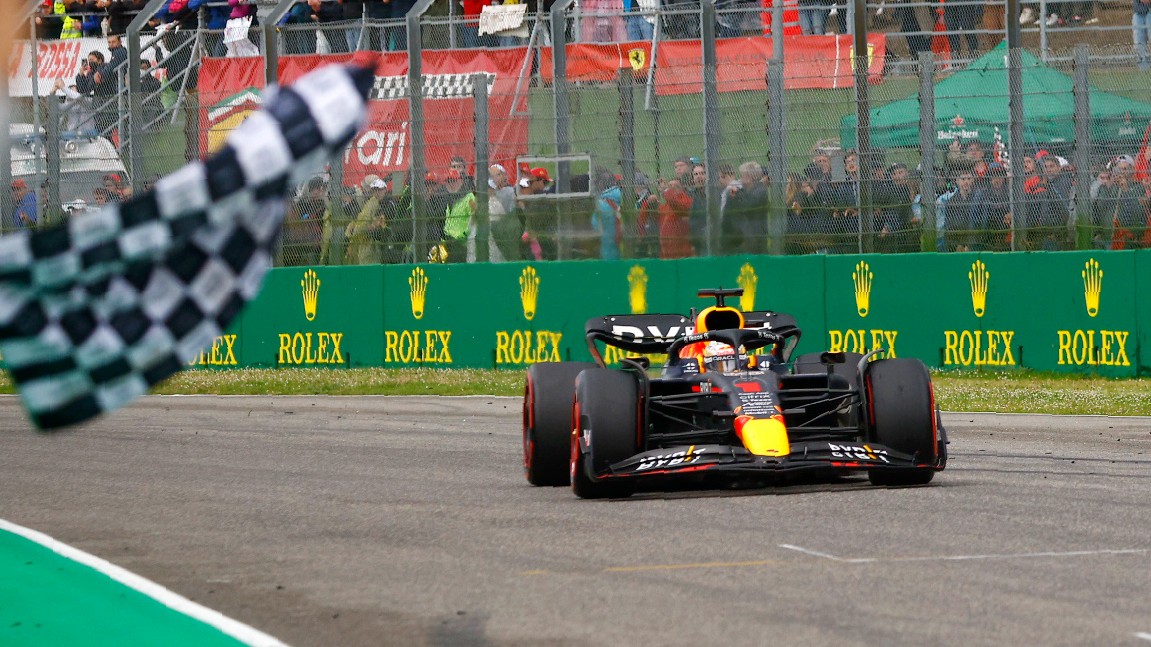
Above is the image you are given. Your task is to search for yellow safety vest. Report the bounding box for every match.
[60,15,81,39]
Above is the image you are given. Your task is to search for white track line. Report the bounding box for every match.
[1135,632,1151,642]
[780,544,1147,564]
[0,518,287,647]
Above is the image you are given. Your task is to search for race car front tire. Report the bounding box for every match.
[571,368,641,499]
[523,362,595,486]
[864,357,938,486]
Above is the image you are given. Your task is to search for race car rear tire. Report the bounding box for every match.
[864,358,938,486]
[523,362,595,486]
[571,368,641,499]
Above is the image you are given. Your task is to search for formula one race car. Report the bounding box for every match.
[522,288,947,498]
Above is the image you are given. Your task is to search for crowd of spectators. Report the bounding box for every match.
[274,140,1149,267]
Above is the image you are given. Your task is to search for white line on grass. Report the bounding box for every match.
[0,518,287,647]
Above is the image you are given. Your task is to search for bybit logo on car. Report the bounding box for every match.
[829,261,899,356]
[496,266,563,366]
[385,266,453,364]
[943,260,1016,367]
[1057,258,1129,366]
[277,268,346,365]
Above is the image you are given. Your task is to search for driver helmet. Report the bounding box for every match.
[702,340,745,373]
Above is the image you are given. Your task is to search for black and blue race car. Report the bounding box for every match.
[523,288,947,499]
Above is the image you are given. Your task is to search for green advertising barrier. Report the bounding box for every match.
[239,265,386,368]
[192,249,1150,376]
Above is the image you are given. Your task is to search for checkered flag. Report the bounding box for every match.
[0,62,374,430]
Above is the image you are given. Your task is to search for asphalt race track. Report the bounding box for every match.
[3,395,1151,646]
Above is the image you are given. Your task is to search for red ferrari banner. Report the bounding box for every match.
[200,50,530,186]
[539,34,885,91]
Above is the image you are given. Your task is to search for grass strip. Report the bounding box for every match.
[0,368,1147,416]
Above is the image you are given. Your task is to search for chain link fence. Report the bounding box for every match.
[6,1,1151,265]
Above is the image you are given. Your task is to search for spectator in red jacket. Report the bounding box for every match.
[659,179,695,259]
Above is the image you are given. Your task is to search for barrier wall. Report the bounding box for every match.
[193,251,1148,377]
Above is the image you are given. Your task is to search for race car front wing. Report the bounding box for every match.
[591,441,941,480]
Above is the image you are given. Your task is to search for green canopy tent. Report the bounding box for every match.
[840,42,1151,150]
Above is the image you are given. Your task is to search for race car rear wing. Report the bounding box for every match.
[584,312,802,366]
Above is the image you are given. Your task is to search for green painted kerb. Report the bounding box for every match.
[0,529,257,647]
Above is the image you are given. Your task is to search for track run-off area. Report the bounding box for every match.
[3,394,1151,646]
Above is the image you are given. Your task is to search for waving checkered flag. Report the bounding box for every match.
[0,62,374,430]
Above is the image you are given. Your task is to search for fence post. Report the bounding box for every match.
[474,73,491,263]
[266,0,298,87]
[765,59,786,256]
[765,0,785,255]
[1072,44,1093,250]
[618,67,637,257]
[45,98,61,225]
[1006,46,1026,250]
[126,0,168,195]
[918,52,937,253]
[852,0,873,253]
[407,0,435,262]
[551,0,575,195]
[701,0,720,257]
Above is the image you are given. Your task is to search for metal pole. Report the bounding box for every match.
[551,0,575,196]
[768,57,787,254]
[408,0,435,262]
[918,52,937,252]
[265,0,299,88]
[701,0,720,256]
[127,0,170,195]
[1006,4,1025,251]
[1072,44,1091,250]
[619,67,636,257]
[852,0,873,253]
[474,73,490,263]
[45,97,61,225]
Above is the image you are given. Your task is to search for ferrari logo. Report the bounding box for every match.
[1082,258,1102,318]
[738,263,757,312]
[852,261,872,318]
[409,267,428,320]
[628,48,646,71]
[520,266,540,321]
[969,260,988,318]
[301,268,320,321]
[628,265,647,314]
[848,43,875,73]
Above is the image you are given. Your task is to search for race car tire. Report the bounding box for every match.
[571,368,641,499]
[523,362,596,486]
[864,358,938,486]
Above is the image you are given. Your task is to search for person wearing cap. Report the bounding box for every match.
[975,163,1012,251]
[344,177,395,265]
[482,163,522,262]
[721,161,769,255]
[1023,155,1073,250]
[440,169,475,263]
[937,170,982,252]
[872,162,921,253]
[8,179,39,231]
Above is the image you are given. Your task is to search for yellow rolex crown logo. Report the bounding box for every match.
[520,266,540,321]
[738,263,758,311]
[301,269,320,321]
[627,265,648,314]
[852,261,873,318]
[969,260,989,318]
[1082,258,1102,318]
[409,267,428,320]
